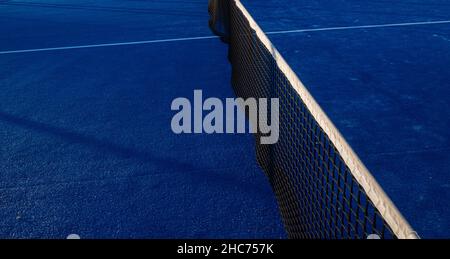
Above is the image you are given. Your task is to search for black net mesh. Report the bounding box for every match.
[208,0,417,239]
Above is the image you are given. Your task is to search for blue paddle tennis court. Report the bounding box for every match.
[1,0,449,238]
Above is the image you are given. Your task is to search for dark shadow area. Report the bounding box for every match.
[0,110,271,196]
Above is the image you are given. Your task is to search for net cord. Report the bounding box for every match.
[234,0,418,239]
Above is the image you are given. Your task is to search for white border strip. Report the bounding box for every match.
[235,0,419,239]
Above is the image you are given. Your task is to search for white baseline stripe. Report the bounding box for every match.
[0,20,449,55]
[266,20,450,35]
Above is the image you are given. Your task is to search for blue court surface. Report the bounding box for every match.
[240,0,450,238]
[0,0,286,238]
[1,0,449,239]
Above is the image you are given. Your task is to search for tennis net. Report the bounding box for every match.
[208,0,419,239]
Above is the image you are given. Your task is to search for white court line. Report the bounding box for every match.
[1,20,449,55]
[0,35,218,55]
[266,20,450,35]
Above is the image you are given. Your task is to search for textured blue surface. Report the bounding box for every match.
[0,0,286,238]
[242,0,450,238]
